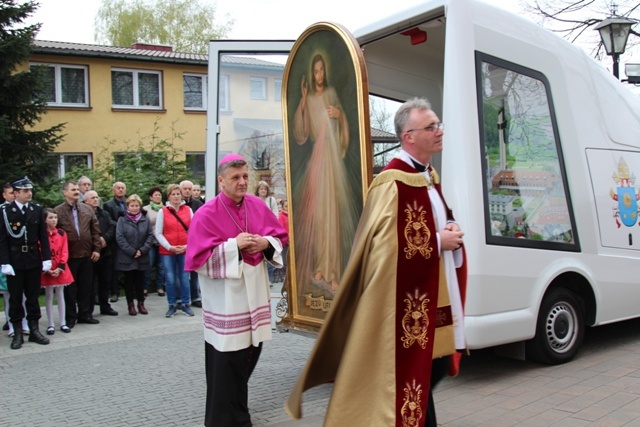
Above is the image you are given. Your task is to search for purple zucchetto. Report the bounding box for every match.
[218,153,245,166]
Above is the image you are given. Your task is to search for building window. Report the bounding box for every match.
[274,78,282,101]
[183,73,207,110]
[31,63,88,107]
[250,77,267,100]
[53,153,92,178]
[111,68,162,109]
[186,152,205,182]
[219,74,229,111]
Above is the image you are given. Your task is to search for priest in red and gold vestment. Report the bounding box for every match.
[286,98,467,427]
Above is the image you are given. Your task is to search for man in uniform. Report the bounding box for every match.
[286,98,467,426]
[1,182,29,336]
[0,177,52,349]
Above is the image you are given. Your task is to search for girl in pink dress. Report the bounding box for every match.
[41,209,74,334]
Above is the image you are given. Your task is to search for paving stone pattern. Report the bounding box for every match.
[1,294,639,426]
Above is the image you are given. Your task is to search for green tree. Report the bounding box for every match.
[34,120,196,210]
[94,0,234,53]
[86,118,193,204]
[0,0,63,187]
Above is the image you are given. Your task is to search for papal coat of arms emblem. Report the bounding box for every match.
[609,157,640,228]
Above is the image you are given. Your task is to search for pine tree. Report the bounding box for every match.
[0,0,63,186]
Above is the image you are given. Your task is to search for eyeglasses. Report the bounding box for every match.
[406,123,444,133]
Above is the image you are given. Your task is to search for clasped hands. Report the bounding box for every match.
[47,267,61,278]
[238,232,267,254]
[440,222,464,251]
[170,245,186,255]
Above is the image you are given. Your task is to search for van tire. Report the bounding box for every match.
[526,288,585,365]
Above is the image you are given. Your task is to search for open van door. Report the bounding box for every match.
[205,40,294,197]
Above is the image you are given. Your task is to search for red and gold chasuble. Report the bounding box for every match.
[286,159,455,426]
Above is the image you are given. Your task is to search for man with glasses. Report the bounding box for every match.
[287,98,467,427]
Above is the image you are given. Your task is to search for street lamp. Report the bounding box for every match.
[594,15,635,79]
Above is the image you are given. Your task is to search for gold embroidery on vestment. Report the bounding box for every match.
[403,202,432,260]
[401,289,429,349]
[401,379,424,427]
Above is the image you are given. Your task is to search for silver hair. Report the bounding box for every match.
[394,97,433,140]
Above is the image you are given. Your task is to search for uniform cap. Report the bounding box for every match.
[11,176,33,190]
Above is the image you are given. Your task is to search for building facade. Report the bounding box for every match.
[29,40,286,194]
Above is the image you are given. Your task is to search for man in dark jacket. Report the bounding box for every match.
[0,177,52,349]
[103,181,126,302]
[180,180,203,308]
[84,190,118,316]
[54,180,102,327]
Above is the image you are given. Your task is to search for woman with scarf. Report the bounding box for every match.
[115,194,154,316]
[142,186,166,296]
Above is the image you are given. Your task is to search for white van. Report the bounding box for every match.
[205,0,640,364]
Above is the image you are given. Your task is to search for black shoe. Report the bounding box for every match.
[191,300,202,308]
[10,331,24,349]
[110,293,119,303]
[2,322,8,331]
[67,320,76,329]
[100,307,119,316]
[27,321,50,345]
[77,317,100,324]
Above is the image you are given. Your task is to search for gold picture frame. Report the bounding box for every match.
[281,22,372,329]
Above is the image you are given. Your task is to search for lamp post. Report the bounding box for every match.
[594,15,635,79]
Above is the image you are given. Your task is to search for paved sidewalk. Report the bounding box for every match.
[1,292,639,426]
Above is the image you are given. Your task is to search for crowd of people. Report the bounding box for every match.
[0,175,275,349]
[1,97,463,426]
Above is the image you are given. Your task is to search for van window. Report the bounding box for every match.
[476,52,579,251]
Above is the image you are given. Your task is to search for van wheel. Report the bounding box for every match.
[526,288,585,365]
